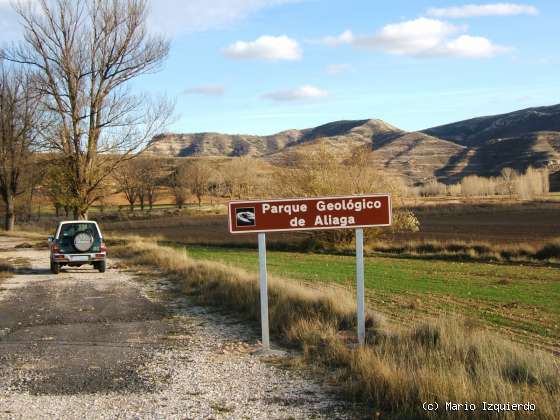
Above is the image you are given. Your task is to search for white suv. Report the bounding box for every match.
[48,221,107,274]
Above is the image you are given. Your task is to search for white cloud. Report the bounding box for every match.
[148,0,303,35]
[354,18,463,55]
[0,1,304,42]
[439,35,511,58]
[150,0,301,35]
[318,30,354,46]
[323,17,510,59]
[0,0,304,39]
[326,63,353,75]
[184,85,225,96]
[263,85,329,101]
[0,0,30,43]
[223,35,302,61]
[427,3,539,18]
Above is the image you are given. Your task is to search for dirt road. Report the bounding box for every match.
[0,236,357,419]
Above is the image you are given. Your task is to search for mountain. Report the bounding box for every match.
[266,120,466,184]
[422,104,560,182]
[147,104,560,187]
[422,104,560,147]
[148,130,304,157]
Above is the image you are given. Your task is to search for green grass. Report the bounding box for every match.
[114,238,560,418]
[185,246,560,346]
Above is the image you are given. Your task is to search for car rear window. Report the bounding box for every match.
[59,223,100,240]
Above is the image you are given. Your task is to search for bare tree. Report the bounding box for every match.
[0,63,42,231]
[136,157,162,210]
[170,164,188,209]
[113,160,140,212]
[2,0,173,219]
[273,144,419,244]
[220,157,264,199]
[500,167,518,196]
[43,157,80,217]
[180,160,214,207]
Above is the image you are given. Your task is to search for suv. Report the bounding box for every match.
[48,221,107,274]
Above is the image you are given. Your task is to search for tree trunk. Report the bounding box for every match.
[55,203,61,217]
[4,194,15,231]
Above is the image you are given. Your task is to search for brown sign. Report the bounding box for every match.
[228,194,391,234]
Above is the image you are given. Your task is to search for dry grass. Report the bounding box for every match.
[113,238,560,418]
[368,239,560,263]
[0,229,48,240]
[0,258,15,281]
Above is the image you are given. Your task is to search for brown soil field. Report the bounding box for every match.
[102,201,560,248]
[395,201,560,246]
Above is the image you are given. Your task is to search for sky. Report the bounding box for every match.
[1,1,559,135]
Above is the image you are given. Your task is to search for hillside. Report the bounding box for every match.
[422,104,560,147]
[148,119,466,184]
[148,104,560,187]
[266,120,466,185]
[423,104,560,182]
[148,130,304,157]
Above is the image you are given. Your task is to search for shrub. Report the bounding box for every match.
[535,239,560,260]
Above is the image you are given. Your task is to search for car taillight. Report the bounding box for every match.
[52,244,60,253]
[100,242,107,252]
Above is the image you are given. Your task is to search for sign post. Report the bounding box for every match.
[258,233,270,350]
[355,228,365,345]
[228,194,392,350]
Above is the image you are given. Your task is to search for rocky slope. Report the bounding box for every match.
[148,130,304,157]
[147,104,560,187]
[423,105,560,182]
[422,104,560,147]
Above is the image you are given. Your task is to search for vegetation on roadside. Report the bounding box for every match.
[367,238,560,263]
[112,238,560,419]
[0,258,15,280]
[184,245,560,347]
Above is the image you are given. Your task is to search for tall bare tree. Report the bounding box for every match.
[181,160,214,207]
[2,0,173,219]
[43,157,81,217]
[170,164,188,209]
[113,160,140,212]
[136,157,162,210]
[0,62,42,231]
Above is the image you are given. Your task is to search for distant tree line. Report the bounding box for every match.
[417,167,550,199]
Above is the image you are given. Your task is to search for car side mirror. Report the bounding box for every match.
[48,235,54,243]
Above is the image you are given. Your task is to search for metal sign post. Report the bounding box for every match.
[355,228,365,345]
[258,233,270,350]
[228,194,392,350]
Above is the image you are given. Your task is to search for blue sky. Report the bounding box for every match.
[1,1,559,135]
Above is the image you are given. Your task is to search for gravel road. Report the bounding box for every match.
[0,236,363,419]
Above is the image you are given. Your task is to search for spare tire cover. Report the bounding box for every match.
[74,232,94,252]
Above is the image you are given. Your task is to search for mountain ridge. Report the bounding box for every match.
[147,104,560,187]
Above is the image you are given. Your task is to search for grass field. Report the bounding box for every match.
[113,238,560,418]
[185,246,560,353]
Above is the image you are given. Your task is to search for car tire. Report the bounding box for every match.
[50,261,60,274]
[97,260,106,273]
[73,232,94,252]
